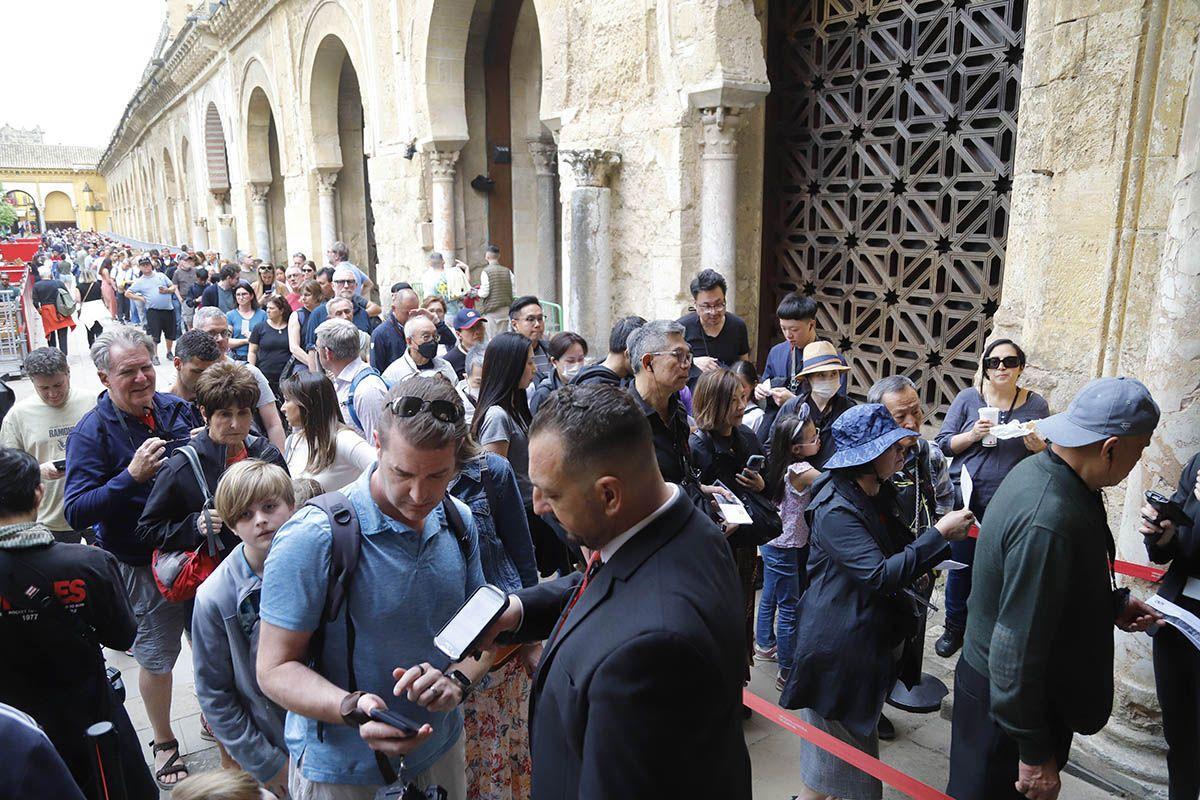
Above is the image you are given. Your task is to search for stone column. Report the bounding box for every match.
[315,170,339,260]
[428,149,460,265]
[698,106,744,311]
[212,190,237,259]
[249,182,271,261]
[171,199,187,247]
[529,140,560,303]
[192,217,210,252]
[561,149,620,349]
[1075,55,1200,799]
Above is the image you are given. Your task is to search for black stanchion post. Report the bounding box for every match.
[86,721,128,800]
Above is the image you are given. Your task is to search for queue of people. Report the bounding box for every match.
[0,240,1196,800]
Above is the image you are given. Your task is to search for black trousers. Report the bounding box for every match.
[1155,622,1200,800]
[947,659,1073,800]
[144,307,176,345]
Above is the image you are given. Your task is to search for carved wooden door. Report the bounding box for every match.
[760,0,1026,417]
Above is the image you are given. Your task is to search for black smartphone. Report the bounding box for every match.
[367,707,421,737]
[745,455,766,473]
[53,458,66,471]
[1145,490,1193,528]
[434,584,509,662]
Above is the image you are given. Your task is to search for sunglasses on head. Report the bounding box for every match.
[983,356,1022,370]
[387,395,463,423]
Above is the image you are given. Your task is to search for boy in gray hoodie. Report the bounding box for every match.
[192,460,293,798]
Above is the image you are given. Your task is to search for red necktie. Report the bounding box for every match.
[551,551,603,641]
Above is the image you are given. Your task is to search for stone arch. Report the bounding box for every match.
[179,135,196,228]
[4,189,42,232]
[44,191,75,226]
[417,0,553,145]
[299,3,369,169]
[242,58,283,183]
[162,148,182,243]
[204,102,231,196]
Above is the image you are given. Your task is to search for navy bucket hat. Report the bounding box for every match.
[823,403,917,470]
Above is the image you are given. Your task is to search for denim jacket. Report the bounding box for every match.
[450,453,539,593]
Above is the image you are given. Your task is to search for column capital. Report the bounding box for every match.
[699,106,744,156]
[528,140,558,176]
[210,189,229,206]
[249,182,271,204]
[194,216,208,227]
[428,149,460,181]
[217,214,235,228]
[561,149,620,188]
[314,170,338,196]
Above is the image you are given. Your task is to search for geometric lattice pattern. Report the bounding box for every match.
[764,0,1026,417]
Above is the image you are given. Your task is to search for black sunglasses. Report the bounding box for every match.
[387,395,463,423]
[983,356,1022,370]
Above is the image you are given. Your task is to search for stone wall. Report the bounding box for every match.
[994,0,1199,794]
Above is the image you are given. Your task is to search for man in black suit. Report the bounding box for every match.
[473,384,751,798]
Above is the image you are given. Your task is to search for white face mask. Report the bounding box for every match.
[809,375,840,403]
[563,363,583,380]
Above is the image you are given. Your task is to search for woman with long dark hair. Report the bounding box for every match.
[279,371,375,492]
[932,338,1049,657]
[226,282,265,361]
[472,332,572,575]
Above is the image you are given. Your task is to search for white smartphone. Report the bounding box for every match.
[434,584,509,662]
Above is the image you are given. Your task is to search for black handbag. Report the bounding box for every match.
[727,488,783,547]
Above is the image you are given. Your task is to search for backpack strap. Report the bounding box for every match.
[440,496,471,560]
[345,367,385,433]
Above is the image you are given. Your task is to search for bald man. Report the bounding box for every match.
[371,284,423,371]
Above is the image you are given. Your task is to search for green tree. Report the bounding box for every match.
[0,201,16,230]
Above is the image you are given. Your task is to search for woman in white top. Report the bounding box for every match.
[279,370,375,492]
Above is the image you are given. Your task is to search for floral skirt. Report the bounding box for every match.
[463,658,533,800]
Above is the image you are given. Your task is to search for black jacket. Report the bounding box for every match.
[1147,451,1200,606]
[780,472,948,737]
[512,490,751,799]
[571,363,624,388]
[136,430,287,553]
[529,369,565,416]
[0,541,145,797]
[689,425,771,547]
[769,392,857,466]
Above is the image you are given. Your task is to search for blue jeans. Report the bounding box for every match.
[755,544,806,676]
[944,536,976,633]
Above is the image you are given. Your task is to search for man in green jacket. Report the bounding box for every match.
[948,376,1166,800]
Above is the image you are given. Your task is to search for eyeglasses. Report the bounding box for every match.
[387,395,464,423]
[333,278,356,285]
[696,302,727,313]
[302,266,315,273]
[792,425,821,447]
[648,349,694,365]
[516,314,545,325]
[983,356,1022,370]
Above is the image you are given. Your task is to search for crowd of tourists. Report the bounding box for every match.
[0,231,1196,800]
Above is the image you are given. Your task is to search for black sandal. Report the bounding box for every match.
[149,738,189,790]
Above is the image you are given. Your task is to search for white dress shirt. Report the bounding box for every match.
[599,483,681,563]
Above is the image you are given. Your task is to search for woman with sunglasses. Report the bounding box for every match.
[279,371,375,492]
[933,338,1049,657]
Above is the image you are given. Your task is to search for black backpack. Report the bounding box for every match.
[303,491,472,784]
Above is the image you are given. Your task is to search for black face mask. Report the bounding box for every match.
[416,340,439,361]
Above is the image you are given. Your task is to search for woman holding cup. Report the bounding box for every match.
[932,339,1049,657]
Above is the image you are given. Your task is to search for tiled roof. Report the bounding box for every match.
[0,142,102,171]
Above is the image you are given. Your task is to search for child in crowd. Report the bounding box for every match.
[172,769,271,800]
[757,407,822,690]
[191,461,294,800]
[731,360,765,436]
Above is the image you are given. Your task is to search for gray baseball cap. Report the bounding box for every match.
[1038,376,1160,447]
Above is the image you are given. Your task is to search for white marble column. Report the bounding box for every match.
[561,149,620,349]
[698,105,744,311]
[315,170,339,261]
[192,217,210,252]
[529,140,560,303]
[249,182,271,261]
[212,191,237,259]
[428,149,460,265]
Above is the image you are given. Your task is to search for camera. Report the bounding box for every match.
[375,783,446,800]
[107,666,125,703]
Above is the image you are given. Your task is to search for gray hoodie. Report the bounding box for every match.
[191,543,287,782]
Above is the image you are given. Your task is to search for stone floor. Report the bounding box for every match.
[14,312,1124,799]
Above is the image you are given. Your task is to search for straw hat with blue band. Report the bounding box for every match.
[822,403,919,470]
[796,341,852,377]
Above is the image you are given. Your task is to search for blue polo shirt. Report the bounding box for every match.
[260,467,484,785]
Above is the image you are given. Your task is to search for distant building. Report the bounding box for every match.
[0,125,109,233]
